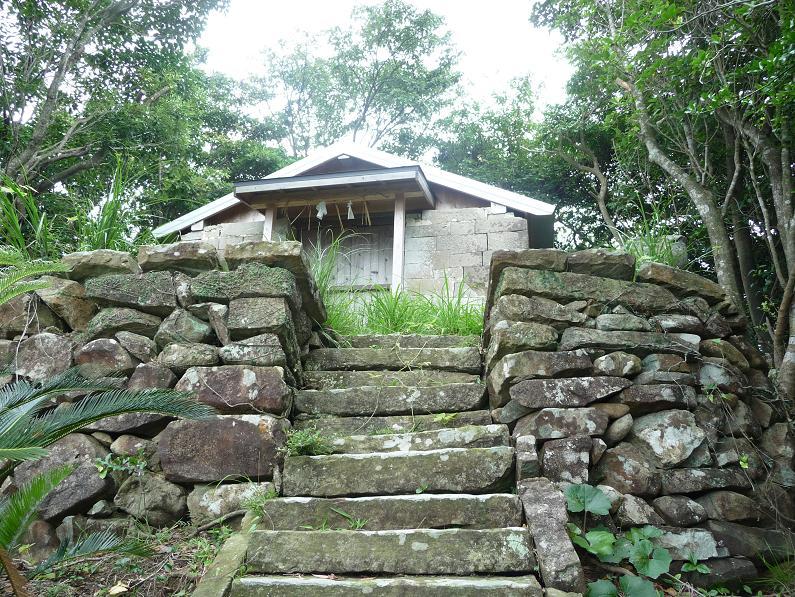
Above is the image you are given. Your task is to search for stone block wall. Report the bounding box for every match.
[485,248,792,588]
[403,205,529,295]
[0,241,325,550]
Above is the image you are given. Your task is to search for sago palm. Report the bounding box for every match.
[0,257,216,595]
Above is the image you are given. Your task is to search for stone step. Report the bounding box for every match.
[342,334,481,349]
[245,528,535,575]
[328,424,509,454]
[232,575,543,596]
[294,383,486,416]
[293,410,492,435]
[303,347,481,373]
[302,369,480,390]
[282,447,513,497]
[250,493,521,531]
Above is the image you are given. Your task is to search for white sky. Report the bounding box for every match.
[199,0,572,109]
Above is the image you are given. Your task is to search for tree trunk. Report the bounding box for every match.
[618,79,743,308]
[732,203,771,351]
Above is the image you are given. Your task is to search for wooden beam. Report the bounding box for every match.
[391,193,406,292]
[261,208,276,240]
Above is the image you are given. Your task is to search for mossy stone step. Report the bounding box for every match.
[328,424,509,454]
[293,410,492,435]
[245,528,535,575]
[303,347,481,373]
[294,383,485,416]
[250,493,521,531]
[302,369,480,390]
[231,575,543,596]
[342,334,481,349]
[282,446,513,497]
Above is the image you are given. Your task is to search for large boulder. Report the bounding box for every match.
[154,308,214,348]
[560,327,700,358]
[509,376,631,409]
[513,408,609,441]
[137,242,220,275]
[652,495,707,526]
[636,261,726,305]
[484,321,559,370]
[157,343,218,373]
[62,249,140,280]
[495,267,678,314]
[114,331,157,362]
[84,271,177,316]
[114,471,187,526]
[0,293,64,338]
[74,338,138,378]
[84,307,161,340]
[158,415,289,483]
[13,434,114,522]
[660,468,752,494]
[175,365,291,415]
[540,435,591,483]
[629,410,706,467]
[615,495,664,527]
[566,248,635,280]
[187,482,275,526]
[14,332,73,382]
[218,333,287,368]
[593,351,641,377]
[613,384,697,415]
[517,477,585,593]
[127,362,177,390]
[487,294,586,335]
[595,313,651,332]
[595,442,660,496]
[222,240,325,322]
[696,491,766,523]
[700,338,749,370]
[487,350,591,408]
[35,276,97,330]
[226,297,297,364]
[190,263,300,312]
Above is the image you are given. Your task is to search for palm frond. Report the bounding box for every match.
[0,465,73,549]
[0,447,49,462]
[0,368,117,411]
[28,388,215,445]
[29,529,152,578]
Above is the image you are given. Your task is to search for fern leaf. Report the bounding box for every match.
[0,465,73,548]
[29,529,152,578]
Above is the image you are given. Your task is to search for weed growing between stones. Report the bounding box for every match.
[240,486,280,521]
[330,507,367,530]
[282,426,335,456]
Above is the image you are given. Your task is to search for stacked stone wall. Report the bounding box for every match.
[485,247,793,589]
[0,241,324,551]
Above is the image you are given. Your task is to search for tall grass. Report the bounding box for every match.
[307,229,484,337]
[74,156,139,251]
[0,175,57,259]
[307,230,364,336]
[426,275,484,335]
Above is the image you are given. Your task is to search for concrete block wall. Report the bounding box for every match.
[404,206,529,295]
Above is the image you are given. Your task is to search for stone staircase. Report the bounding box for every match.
[230,336,542,596]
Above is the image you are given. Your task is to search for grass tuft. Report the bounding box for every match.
[282,426,335,457]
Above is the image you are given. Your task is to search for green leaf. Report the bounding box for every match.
[564,483,612,515]
[629,540,672,579]
[619,575,658,597]
[0,466,73,548]
[584,530,617,558]
[587,579,619,597]
[600,537,633,564]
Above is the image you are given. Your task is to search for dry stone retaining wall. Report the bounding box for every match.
[0,241,324,549]
[485,247,793,589]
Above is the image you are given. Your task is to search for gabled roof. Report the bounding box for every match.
[152,142,555,237]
